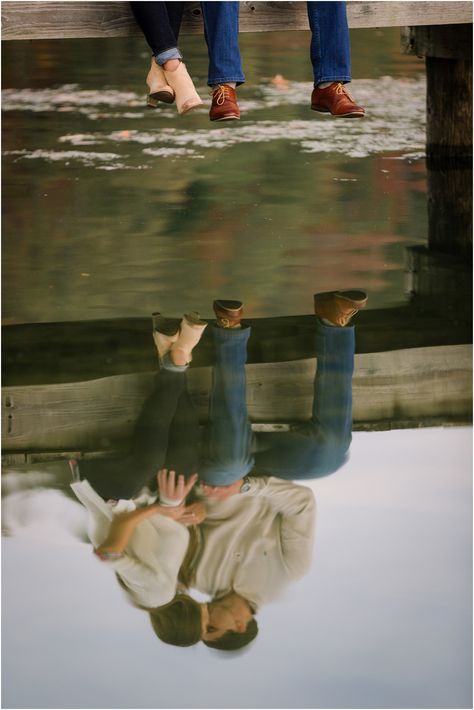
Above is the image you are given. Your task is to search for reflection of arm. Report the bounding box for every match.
[246,476,316,579]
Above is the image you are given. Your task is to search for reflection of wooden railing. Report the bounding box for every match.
[2,297,472,459]
[1,2,472,40]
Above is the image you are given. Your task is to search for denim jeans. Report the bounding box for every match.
[200,326,255,484]
[307,1,352,85]
[202,1,245,86]
[130,1,244,85]
[200,320,355,485]
[78,365,200,501]
[130,2,185,62]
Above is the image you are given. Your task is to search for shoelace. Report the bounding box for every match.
[334,82,355,101]
[212,84,232,105]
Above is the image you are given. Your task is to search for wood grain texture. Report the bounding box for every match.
[1,2,472,40]
[2,345,471,451]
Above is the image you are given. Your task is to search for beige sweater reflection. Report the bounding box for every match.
[71,476,316,610]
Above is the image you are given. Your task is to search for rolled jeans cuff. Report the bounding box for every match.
[154,47,183,65]
[315,75,352,87]
[208,76,245,87]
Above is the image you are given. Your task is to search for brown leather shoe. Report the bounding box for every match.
[311,82,365,118]
[314,290,368,327]
[209,85,240,122]
[213,300,243,328]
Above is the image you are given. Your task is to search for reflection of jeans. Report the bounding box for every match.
[130,1,244,85]
[200,327,255,484]
[79,366,200,501]
[307,1,351,85]
[200,320,355,485]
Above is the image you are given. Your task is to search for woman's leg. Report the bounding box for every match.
[130,1,185,62]
[254,319,354,479]
[307,1,351,85]
[200,325,255,485]
[80,363,190,500]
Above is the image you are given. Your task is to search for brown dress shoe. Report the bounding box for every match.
[311,82,365,118]
[213,300,243,328]
[314,290,368,327]
[209,84,240,122]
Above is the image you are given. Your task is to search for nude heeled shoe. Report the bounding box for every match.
[146,58,175,107]
[152,312,180,361]
[163,62,203,114]
[171,312,208,364]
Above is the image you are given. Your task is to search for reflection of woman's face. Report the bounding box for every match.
[202,593,253,642]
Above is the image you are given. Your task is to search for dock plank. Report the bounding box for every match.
[2,1,472,41]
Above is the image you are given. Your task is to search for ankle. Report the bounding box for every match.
[163,59,181,72]
[317,81,335,89]
[171,349,188,366]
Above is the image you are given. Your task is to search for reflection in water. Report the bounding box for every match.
[69,293,360,649]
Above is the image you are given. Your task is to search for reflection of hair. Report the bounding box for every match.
[149,594,202,647]
[203,617,258,651]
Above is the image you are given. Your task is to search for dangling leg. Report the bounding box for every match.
[308,1,365,117]
[200,301,255,485]
[202,1,244,121]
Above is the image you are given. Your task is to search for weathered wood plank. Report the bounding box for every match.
[2,345,471,452]
[401,23,473,59]
[1,1,472,41]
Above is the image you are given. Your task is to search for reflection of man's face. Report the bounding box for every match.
[202,592,253,642]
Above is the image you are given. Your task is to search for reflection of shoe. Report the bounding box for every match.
[171,312,208,363]
[209,84,240,121]
[213,300,243,328]
[146,58,175,107]
[152,312,180,360]
[314,290,368,327]
[163,62,203,114]
[311,82,365,117]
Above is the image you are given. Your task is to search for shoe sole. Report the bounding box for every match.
[210,115,240,122]
[147,94,175,108]
[151,312,180,336]
[314,290,368,307]
[311,106,365,118]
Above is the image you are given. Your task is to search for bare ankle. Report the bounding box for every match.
[163,59,181,72]
[171,349,188,366]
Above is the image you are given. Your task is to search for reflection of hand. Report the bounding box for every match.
[199,479,243,501]
[157,468,198,506]
[175,501,207,526]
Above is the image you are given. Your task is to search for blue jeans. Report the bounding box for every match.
[202,1,245,86]
[200,320,355,485]
[307,1,351,85]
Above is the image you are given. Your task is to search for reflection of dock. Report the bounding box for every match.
[2,300,472,462]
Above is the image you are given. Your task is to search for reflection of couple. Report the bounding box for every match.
[72,289,367,649]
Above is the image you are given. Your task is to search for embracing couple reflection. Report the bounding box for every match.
[71,289,367,650]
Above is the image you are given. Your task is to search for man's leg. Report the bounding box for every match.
[200,325,255,485]
[308,1,365,117]
[308,1,351,85]
[201,1,245,121]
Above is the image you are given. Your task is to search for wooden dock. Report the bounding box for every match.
[1,2,472,40]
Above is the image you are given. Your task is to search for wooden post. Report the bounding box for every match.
[402,24,472,260]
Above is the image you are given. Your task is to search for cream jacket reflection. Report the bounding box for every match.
[71,479,189,609]
[71,476,315,611]
[195,476,316,610]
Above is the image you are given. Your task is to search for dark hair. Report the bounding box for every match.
[148,594,202,647]
[203,617,258,650]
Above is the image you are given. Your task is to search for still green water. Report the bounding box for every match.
[3,28,426,324]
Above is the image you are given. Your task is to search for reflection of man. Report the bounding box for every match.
[196,475,316,647]
[200,289,367,486]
